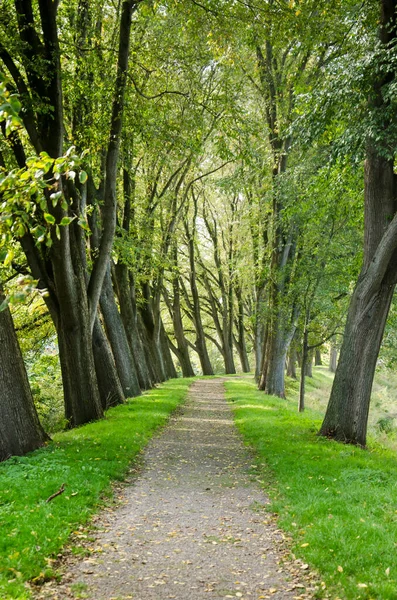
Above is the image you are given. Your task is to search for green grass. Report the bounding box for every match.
[226,377,397,600]
[0,378,191,600]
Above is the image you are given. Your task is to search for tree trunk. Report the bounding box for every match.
[319,269,395,445]
[0,292,49,461]
[222,335,236,374]
[287,347,297,379]
[305,350,314,377]
[186,235,214,375]
[259,325,289,397]
[235,284,250,373]
[113,263,153,390]
[315,349,322,366]
[299,327,309,412]
[92,317,125,409]
[168,246,195,377]
[100,266,141,398]
[329,345,338,373]
[254,290,266,381]
[53,245,103,427]
[259,305,297,397]
[139,283,167,382]
[160,320,178,379]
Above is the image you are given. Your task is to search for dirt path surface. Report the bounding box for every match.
[35,379,315,600]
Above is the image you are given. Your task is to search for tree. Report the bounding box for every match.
[319,0,397,446]
[0,285,48,461]
[0,0,141,426]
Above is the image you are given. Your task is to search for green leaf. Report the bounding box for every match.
[44,213,56,225]
[9,96,21,113]
[3,248,14,267]
[79,170,88,184]
[60,216,74,226]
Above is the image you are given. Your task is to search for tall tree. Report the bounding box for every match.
[319,0,397,446]
[0,0,141,426]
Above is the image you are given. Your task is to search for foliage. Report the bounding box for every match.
[226,377,397,600]
[0,378,191,600]
[27,354,65,434]
[0,147,88,250]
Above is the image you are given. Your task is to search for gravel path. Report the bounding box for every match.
[35,379,315,600]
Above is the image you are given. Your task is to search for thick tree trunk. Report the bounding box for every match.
[259,307,297,397]
[160,320,178,379]
[100,267,141,398]
[0,293,49,461]
[92,317,125,409]
[114,264,152,390]
[139,283,167,382]
[52,244,103,427]
[222,335,236,374]
[259,326,289,397]
[319,272,395,445]
[320,145,397,443]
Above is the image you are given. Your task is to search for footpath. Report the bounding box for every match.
[35,379,314,600]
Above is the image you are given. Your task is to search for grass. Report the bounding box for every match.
[0,378,191,600]
[225,376,397,600]
[298,365,397,448]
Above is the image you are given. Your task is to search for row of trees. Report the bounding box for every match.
[0,0,396,456]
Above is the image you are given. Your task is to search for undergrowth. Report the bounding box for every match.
[0,378,191,600]
[226,377,397,600]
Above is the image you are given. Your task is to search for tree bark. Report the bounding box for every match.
[92,317,125,409]
[160,320,178,379]
[305,350,314,377]
[139,282,167,382]
[0,291,49,461]
[235,283,251,373]
[100,266,141,398]
[287,347,297,379]
[114,264,153,390]
[329,344,338,373]
[299,326,309,412]
[259,304,297,397]
[254,289,266,381]
[315,349,322,366]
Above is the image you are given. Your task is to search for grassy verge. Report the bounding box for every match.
[0,378,191,600]
[226,377,397,600]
